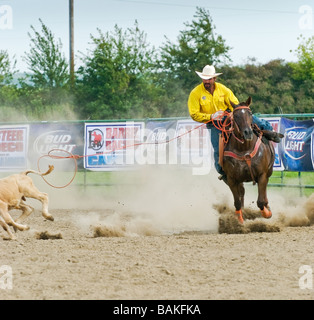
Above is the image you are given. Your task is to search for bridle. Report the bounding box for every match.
[231,106,253,144]
[222,105,263,185]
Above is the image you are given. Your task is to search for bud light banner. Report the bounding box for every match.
[143,120,177,165]
[280,118,314,171]
[29,123,84,170]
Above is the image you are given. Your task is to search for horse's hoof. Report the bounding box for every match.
[261,206,272,219]
[235,210,244,224]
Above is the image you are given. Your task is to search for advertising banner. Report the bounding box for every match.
[142,120,177,165]
[0,125,29,170]
[84,122,144,170]
[122,119,211,174]
[175,120,211,175]
[260,117,284,171]
[29,122,84,170]
[0,116,312,173]
[280,118,314,171]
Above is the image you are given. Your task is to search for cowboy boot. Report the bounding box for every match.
[218,173,228,185]
[261,130,284,143]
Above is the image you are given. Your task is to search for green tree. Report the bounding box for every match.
[153,7,231,118]
[75,21,162,119]
[290,35,314,81]
[289,35,314,113]
[16,19,75,120]
[158,7,231,90]
[220,59,295,114]
[0,50,17,86]
[23,19,69,89]
[0,50,21,121]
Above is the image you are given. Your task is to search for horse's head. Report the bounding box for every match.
[231,96,254,141]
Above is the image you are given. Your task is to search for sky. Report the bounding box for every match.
[0,0,313,72]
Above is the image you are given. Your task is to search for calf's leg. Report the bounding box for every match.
[22,182,54,221]
[0,202,29,239]
[0,215,16,240]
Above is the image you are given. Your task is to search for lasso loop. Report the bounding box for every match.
[37,149,79,189]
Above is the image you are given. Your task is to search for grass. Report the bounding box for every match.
[72,168,314,197]
[268,171,314,197]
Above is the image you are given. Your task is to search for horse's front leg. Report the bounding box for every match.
[228,181,244,224]
[239,183,245,208]
[257,174,272,219]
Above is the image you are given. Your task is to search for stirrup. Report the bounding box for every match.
[218,174,228,184]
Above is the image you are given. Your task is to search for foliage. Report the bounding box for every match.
[0,9,313,121]
[158,7,231,91]
[0,20,74,120]
[75,21,162,119]
[23,19,69,89]
[287,35,314,113]
[220,59,296,114]
[290,35,314,81]
[0,50,17,86]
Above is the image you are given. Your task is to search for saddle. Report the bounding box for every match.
[217,110,283,184]
[219,131,262,185]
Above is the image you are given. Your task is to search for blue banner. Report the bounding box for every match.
[280,118,314,171]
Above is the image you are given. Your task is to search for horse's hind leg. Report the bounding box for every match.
[257,174,272,219]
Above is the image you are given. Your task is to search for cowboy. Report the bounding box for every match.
[188,64,283,182]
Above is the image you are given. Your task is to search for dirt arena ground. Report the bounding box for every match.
[1,167,314,300]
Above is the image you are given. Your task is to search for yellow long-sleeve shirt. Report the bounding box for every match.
[188,82,239,123]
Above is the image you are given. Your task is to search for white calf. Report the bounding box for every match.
[0,165,54,240]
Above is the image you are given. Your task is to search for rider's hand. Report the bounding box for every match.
[211,110,224,120]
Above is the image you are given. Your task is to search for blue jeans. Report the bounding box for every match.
[207,115,273,175]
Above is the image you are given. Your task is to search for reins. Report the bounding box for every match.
[221,105,263,185]
[211,106,253,145]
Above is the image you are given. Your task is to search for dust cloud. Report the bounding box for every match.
[46,166,222,236]
[40,165,314,237]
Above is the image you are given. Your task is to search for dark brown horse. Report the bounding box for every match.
[220,97,275,223]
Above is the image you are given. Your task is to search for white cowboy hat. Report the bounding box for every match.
[195,65,222,80]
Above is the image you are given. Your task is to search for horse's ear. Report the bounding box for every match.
[246,96,252,106]
[230,100,236,108]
